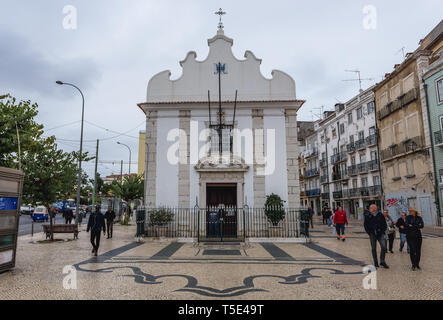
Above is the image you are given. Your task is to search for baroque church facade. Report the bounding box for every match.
[138,25,304,210]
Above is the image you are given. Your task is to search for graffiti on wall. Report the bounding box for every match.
[385,194,408,220]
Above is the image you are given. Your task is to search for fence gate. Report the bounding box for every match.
[198,206,244,242]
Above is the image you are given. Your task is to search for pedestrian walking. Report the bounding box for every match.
[307,206,314,229]
[405,207,424,271]
[64,206,73,224]
[104,206,116,239]
[325,207,333,227]
[87,205,106,256]
[333,206,348,241]
[321,206,327,225]
[383,209,396,253]
[364,204,389,268]
[396,212,410,253]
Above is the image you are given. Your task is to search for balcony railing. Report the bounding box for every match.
[320,159,328,167]
[347,185,382,198]
[346,142,356,153]
[332,170,349,181]
[355,138,366,150]
[366,133,378,146]
[305,168,319,177]
[330,151,347,164]
[300,191,307,197]
[305,148,319,158]
[357,162,368,174]
[367,159,379,171]
[380,136,424,161]
[320,175,328,184]
[306,189,321,197]
[333,191,343,199]
[377,88,418,121]
[321,193,330,200]
[434,130,443,146]
[348,165,358,176]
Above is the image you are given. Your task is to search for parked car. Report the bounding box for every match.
[20,204,34,215]
[32,206,49,222]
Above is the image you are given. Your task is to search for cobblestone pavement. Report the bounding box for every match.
[1,220,443,300]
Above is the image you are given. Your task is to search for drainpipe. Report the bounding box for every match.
[423,82,441,226]
[373,99,385,210]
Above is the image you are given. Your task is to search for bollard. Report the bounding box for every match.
[31,219,34,237]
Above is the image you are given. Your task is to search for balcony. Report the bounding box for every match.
[357,162,368,174]
[368,185,382,196]
[300,191,307,197]
[333,190,348,199]
[319,159,328,167]
[380,136,424,161]
[355,138,366,150]
[347,185,382,198]
[367,159,379,171]
[346,142,356,153]
[330,151,347,164]
[321,193,330,200]
[434,130,443,146]
[366,133,378,146]
[306,189,321,197]
[305,148,319,159]
[348,165,358,176]
[305,168,319,178]
[332,170,349,181]
[333,191,343,199]
[320,175,328,184]
[377,88,418,121]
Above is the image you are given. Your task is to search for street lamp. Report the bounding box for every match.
[117,142,132,176]
[56,80,85,224]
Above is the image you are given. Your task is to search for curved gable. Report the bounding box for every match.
[146,29,297,103]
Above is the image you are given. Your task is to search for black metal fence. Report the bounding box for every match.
[137,206,309,241]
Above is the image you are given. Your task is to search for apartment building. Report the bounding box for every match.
[306,88,382,218]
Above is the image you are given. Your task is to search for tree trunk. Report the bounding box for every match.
[47,204,54,241]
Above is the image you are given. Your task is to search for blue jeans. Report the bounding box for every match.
[335,223,345,237]
[399,233,410,252]
[327,218,332,227]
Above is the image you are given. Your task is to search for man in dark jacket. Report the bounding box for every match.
[87,205,106,256]
[396,212,410,253]
[64,206,74,224]
[364,204,389,268]
[104,206,116,239]
[307,207,314,228]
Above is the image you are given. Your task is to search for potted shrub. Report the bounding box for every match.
[264,194,286,237]
[149,207,174,237]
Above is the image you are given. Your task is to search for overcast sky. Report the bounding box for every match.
[1,0,442,179]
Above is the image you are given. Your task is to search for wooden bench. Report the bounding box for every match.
[42,224,79,240]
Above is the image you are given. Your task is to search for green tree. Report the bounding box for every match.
[21,143,79,240]
[0,94,53,168]
[264,193,286,226]
[111,174,144,223]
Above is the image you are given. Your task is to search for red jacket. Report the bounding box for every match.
[333,209,348,225]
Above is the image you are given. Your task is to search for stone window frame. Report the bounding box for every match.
[357,107,363,120]
[436,76,443,104]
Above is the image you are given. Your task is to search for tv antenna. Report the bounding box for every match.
[396,46,406,59]
[342,70,374,93]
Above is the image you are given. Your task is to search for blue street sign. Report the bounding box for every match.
[0,197,18,211]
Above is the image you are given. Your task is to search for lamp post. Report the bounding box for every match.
[117,142,132,176]
[56,80,85,224]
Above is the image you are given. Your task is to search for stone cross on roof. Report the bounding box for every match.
[215,8,226,30]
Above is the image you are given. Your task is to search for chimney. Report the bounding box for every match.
[385,73,391,79]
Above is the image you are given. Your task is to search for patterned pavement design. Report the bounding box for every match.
[1,220,443,299]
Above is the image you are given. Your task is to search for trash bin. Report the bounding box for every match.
[299,210,310,238]
[136,207,145,237]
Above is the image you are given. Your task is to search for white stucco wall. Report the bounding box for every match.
[155,111,179,207]
[264,111,289,204]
